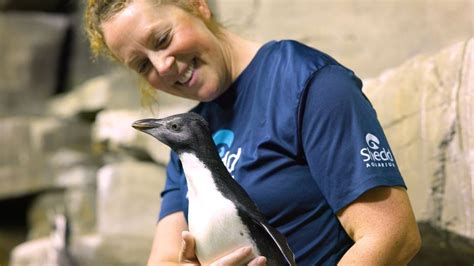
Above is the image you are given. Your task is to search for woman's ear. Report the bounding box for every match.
[192,0,212,19]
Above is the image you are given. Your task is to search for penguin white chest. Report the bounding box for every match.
[179,153,259,264]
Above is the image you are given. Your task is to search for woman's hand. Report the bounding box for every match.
[179,231,267,266]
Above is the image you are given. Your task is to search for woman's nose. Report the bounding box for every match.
[150,54,176,77]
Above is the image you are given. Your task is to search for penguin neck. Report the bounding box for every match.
[178,151,224,200]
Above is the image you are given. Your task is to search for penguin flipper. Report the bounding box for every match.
[252,218,296,266]
[237,208,296,266]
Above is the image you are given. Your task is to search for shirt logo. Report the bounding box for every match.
[212,130,242,176]
[366,133,380,149]
[360,133,396,168]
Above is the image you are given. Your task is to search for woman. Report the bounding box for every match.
[85,0,421,265]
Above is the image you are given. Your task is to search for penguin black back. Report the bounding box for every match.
[133,112,296,265]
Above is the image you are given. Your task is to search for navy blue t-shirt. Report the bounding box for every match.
[159,40,405,265]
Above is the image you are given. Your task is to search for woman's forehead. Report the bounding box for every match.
[101,1,178,61]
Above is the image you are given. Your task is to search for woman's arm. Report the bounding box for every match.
[336,186,421,265]
[147,211,267,266]
[147,212,189,266]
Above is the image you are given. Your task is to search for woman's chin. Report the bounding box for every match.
[194,87,223,102]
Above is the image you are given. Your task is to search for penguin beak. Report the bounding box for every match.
[132,118,162,131]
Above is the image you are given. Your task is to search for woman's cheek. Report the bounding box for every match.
[147,71,163,90]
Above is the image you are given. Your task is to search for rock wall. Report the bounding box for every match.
[363,38,473,239]
[0,13,72,115]
[214,0,473,79]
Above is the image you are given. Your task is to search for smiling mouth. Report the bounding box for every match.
[176,59,196,85]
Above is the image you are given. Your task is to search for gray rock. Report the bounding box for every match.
[65,187,96,237]
[0,117,51,199]
[49,149,98,189]
[27,191,66,240]
[12,211,76,266]
[0,13,71,115]
[363,38,473,239]
[47,67,197,120]
[214,0,473,78]
[0,222,25,266]
[26,149,97,240]
[96,161,166,238]
[47,69,141,119]
[0,116,91,199]
[10,238,51,266]
[11,234,152,266]
[92,109,147,151]
[72,234,151,266]
[412,222,474,266]
[27,187,96,241]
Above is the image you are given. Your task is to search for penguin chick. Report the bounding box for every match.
[132,112,296,266]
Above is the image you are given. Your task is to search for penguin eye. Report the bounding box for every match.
[170,123,180,131]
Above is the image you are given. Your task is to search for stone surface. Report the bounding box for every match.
[0,230,24,266]
[49,149,98,188]
[11,234,151,266]
[92,109,148,153]
[96,161,166,237]
[0,117,46,198]
[363,38,473,239]
[0,13,71,115]
[214,0,473,78]
[68,0,114,89]
[72,235,151,266]
[48,68,197,119]
[27,187,96,241]
[0,116,91,199]
[47,69,141,118]
[10,238,52,266]
[412,222,474,266]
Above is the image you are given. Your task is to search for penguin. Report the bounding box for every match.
[132,112,296,266]
[47,209,75,266]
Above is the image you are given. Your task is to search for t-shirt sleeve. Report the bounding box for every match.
[158,151,184,220]
[300,64,406,213]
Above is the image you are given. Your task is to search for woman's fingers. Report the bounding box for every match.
[209,247,266,266]
[179,231,199,264]
[179,233,267,266]
[247,256,267,266]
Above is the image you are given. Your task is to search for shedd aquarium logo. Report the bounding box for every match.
[360,133,396,168]
[212,129,242,176]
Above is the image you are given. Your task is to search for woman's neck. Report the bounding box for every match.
[219,29,262,83]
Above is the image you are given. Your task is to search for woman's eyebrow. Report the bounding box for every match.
[123,24,170,68]
[145,25,170,47]
[123,29,153,67]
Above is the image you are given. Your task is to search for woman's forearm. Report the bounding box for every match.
[336,187,421,265]
[338,233,420,265]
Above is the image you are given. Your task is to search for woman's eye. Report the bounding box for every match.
[155,32,171,49]
[137,60,150,74]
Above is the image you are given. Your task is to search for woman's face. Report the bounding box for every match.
[102,0,232,101]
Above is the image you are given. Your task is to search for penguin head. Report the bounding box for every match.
[132,113,212,154]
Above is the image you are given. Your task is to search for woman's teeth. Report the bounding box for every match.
[177,61,195,85]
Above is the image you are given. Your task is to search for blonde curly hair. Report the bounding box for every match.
[84,0,223,105]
